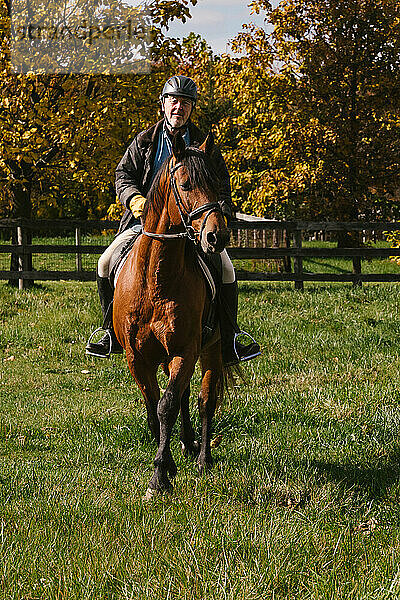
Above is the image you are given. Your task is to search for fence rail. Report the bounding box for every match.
[1,218,400,289]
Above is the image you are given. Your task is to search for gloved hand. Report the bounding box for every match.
[129,194,147,218]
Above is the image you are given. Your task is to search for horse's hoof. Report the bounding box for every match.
[143,488,158,502]
[143,486,173,502]
[143,487,163,502]
[181,440,200,458]
[197,460,213,475]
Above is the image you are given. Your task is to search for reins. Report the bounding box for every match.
[143,156,221,244]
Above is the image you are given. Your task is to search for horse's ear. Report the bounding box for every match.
[199,131,214,156]
[172,132,186,160]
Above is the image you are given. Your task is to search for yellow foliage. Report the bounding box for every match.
[199,0,400,220]
[106,201,124,220]
[386,231,400,266]
[0,0,196,219]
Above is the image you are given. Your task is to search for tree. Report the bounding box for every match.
[0,0,197,223]
[0,0,197,282]
[213,0,400,221]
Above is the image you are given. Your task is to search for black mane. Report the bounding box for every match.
[142,146,221,222]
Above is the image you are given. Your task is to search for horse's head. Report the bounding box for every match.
[169,131,230,254]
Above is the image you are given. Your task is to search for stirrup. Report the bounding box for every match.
[85,327,112,358]
[233,330,261,362]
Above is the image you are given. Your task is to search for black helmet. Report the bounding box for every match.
[160,75,197,104]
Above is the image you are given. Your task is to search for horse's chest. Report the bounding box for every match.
[147,297,200,349]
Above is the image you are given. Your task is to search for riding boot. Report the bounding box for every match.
[220,281,261,366]
[85,274,123,358]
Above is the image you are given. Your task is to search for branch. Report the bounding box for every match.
[34,145,60,169]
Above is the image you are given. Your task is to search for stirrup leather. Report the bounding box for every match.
[85,327,112,358]
[233,330,261,362]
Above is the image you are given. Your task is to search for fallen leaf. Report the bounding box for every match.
[355,518,378,534]
[211,435,223,449]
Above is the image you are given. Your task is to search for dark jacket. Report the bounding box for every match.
[115,119,233,233]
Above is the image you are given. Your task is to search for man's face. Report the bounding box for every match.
[163,94,193,129]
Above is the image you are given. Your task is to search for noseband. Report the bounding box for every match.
[143,157,222,243]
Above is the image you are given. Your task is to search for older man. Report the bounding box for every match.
[86,75,260,365]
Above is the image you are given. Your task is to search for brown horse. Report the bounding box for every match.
[113,131,230,496]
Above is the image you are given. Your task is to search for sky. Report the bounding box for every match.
[164,0,268,55]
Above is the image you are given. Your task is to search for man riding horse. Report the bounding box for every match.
[86,75,260,365]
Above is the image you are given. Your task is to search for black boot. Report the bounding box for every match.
[220,281,261,366]
[85,275,123,358]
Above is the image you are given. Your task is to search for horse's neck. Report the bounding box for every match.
[144,203,170,236]
[144,203,186,279]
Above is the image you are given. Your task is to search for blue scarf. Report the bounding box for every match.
[150,125,190,185]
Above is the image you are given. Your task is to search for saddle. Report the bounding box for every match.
[109,234,222,347]
[108,232,141,289]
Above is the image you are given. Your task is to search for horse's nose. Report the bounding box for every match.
[207,231,217,246]
[205,229,229,253]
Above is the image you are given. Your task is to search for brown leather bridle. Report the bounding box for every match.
[143,155,222,245]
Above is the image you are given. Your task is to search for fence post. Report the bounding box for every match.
[283,228,292,273]
[17,225,27,291]
[293,228,304,290]
[352,256,362,287]
[75,226,82,273]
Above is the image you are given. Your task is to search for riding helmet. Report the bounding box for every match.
[160,75,198,104]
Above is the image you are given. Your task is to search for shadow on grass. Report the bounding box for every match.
[4,281,49,292]
[308,452,400,499]
[304,258,351,274]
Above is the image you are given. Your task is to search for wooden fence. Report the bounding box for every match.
[1,217,400,290]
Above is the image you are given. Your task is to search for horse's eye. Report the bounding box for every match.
[180,180,192,192]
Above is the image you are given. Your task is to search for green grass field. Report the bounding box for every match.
[2,269,400,599]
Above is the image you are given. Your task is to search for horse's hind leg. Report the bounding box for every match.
[148,356,196,493]
[198,343,223,473]
[180,385,199,458]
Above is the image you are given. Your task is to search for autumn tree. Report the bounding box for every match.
[212,0,400,221]
[0,0,196,222]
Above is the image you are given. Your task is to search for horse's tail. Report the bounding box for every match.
[216,363,246,409]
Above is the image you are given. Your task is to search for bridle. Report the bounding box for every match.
[143,154,222,244]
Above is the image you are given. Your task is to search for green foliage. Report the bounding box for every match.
[1,0,399,223]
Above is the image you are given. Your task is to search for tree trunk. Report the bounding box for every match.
[9,177,33,287]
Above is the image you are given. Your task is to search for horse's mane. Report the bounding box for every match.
[142,146,221,223]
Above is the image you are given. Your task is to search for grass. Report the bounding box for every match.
[2,269,400,598]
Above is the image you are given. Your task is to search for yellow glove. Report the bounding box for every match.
[129,194,147,218]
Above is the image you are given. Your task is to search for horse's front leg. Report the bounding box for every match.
[126,351,160,444]
[148,355,196,494]
[198,342,223,473]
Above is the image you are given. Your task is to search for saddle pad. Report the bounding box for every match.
[109,232,141,288]
[194,248,222,347]
[196,249,222,302]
